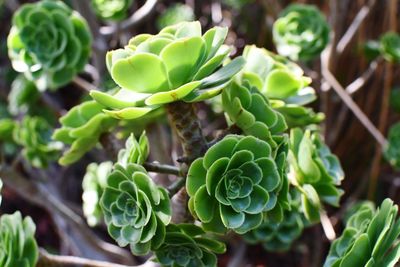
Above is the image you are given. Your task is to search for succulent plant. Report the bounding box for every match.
[8,75,39,116]
[243,189,305,252]
[324,199,400,267]
[0,179,3,206]
[384,122,400,169]
[390,88,400,113]
[90,21,245,120]
[52,100,118,166]
[0,212,38,267]
[380,32,400,63]
[7,0,92,90]
[154,224,226,267]
[13,116,62,168]
[272,100,325,128]
[221,80,287,147]
[117,131,149,167]
[363,40,381,61]
[222,0,254,9]
[288,128,344,222]
[273,4,330,61]
[82,161,113,227]
[101,163,171,255]
[157,4,195,30]
[91,0,133,21]
[238,45,324,127]
[0,108,18,156]
[186,135,290,234]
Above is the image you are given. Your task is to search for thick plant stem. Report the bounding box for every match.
[166,101,208,167]
[166,101,208,223]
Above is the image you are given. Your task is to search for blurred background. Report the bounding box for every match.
[0,0,399,266]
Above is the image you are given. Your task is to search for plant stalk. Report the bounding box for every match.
[165,101,208,223]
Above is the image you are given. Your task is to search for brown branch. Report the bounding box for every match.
[38,249,156,267]
[346,58,382,95]
[336,0,377,55]
[143,162,181,176]
[321,67,387,147]
[368,0,397,200]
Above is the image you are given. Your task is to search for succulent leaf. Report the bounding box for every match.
[239,45,324,127]
[222,80,287,146]
[273,4,330,61]
[91,21,243,119]
[0,212,38,267]
[13,116,62,168]
[7,0,92,90]
[52,100,118,165]
[82,161,113,227]
[244,189,306,252]
[154,224,226,267]
[117,131,149,167]
[380,32,400,63]
[324,199,400,267]
[157,3,195,30]
[8,75,40,116]
[101,163,171,255]
[384,122,400,169]
[288,128,344,222]
[91,0,133,21]
[0,179,2,206]
[187,135,289,233]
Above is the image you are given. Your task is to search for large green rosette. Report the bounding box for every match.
[100,163,171,255]
[273,4,330,61]
[186,135,290,234]
[90,21,245,120]
[7,0,92,90]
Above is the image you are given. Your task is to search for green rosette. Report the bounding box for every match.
[52,100,118,166]
[91,0,133,21]
[324,199,400,267]
[100,163,171,255]
[13,116,62,168]
[380,32,400,63]
[384,122,400,169]
[186,135,290,234]
[0,212,38,267]
[288,128,344,222]
[0,179,3,206]
[154,224,226,267]
[8,75,40,116]
[82,161,113,227]
[239,45,324,128]
[117,131,149,167]
[7,0,92,90]
[221,80,287,147]
[273,4,330,61]
[157,4,195,30]
[90,21,245,120]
